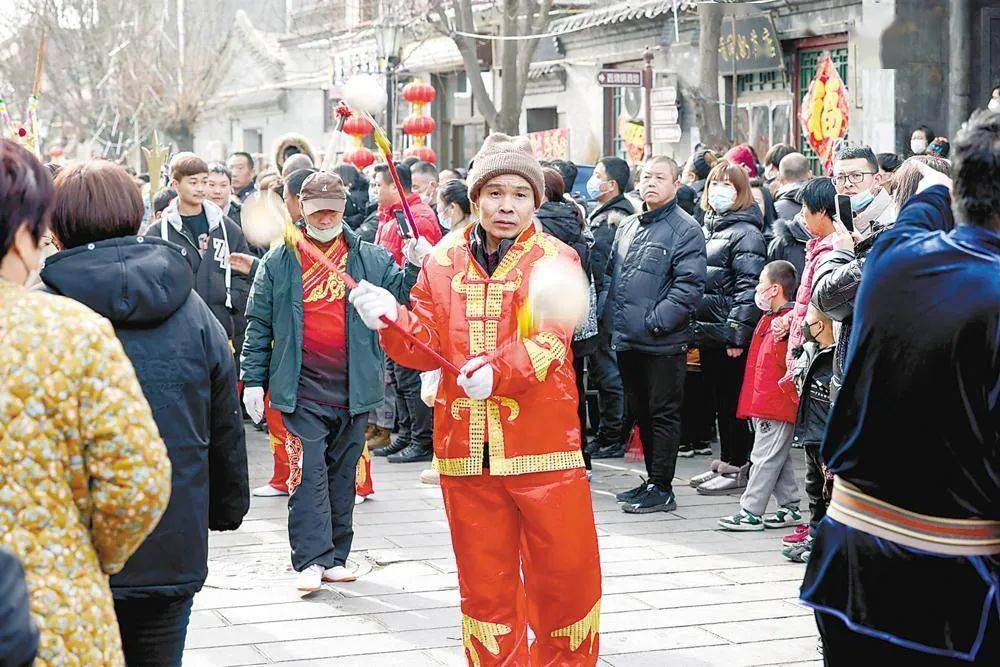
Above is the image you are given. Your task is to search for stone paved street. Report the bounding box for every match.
[183,426,822,666]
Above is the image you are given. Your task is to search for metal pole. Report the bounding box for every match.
[643,47,654,159]
[948,0,971,136]
[731,13,738,144]
[386,57,396,155]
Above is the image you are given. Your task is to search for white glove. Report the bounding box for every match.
[348,279,398,330]
[457,357,494,400]
[403,236,433,266]
[243,386,265,424]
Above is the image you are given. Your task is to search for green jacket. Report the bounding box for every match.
[240,226,418,415]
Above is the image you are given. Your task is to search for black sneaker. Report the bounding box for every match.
[591,443,625,459]
[615,479,648,503]
[387,443,434,463]
[621,484,677,514]
[374,438,408,457]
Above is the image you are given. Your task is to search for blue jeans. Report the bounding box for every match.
[114,595,194,667]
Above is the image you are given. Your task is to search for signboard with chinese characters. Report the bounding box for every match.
[717,15,784,75]
[799,55,849,172]
[597,69,643,87]
[528,127,570,160]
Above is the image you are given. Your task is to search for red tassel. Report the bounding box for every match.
[625,425,644,462]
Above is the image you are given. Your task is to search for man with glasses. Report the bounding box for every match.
[810,145,897,399]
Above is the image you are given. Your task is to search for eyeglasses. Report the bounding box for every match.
[832,171,876,186]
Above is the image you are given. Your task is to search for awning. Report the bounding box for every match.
[549,0,694,33]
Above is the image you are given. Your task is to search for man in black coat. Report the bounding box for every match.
[0,549,37,667]
[586,157,634,457]
[41,160,249,666]
[599,155,707,513]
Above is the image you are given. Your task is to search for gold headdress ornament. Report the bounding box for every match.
[1,32,46,156]
[141,131,170,212]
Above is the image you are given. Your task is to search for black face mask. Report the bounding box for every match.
[803,320,822,345]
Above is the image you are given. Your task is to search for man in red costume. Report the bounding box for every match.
[350,134,602,666]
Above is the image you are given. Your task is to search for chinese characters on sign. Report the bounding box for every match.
[799,55,850,173]
[596,70,643,87]
[717,15,784,75]
[528,128,570,161]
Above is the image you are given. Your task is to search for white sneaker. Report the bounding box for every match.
[419,468,440,485]
[252,484,288,497]
[354,494,369,505]
[296,564,324,592]
[322,565,357,583]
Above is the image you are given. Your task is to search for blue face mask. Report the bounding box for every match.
[850,189,874,212]
[586,175,605,200]
[367,189,378,206]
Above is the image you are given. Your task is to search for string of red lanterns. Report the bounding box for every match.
[401,80,436,164]
[342,112,376,170]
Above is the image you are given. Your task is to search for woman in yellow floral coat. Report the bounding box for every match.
[0,139,172,666]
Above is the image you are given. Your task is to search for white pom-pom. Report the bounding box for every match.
[241,190,289,249]
[343,74,388,116]
[528,256,589,328]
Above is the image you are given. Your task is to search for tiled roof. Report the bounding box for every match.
[549,0,695,33]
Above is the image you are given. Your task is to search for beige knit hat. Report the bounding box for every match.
[467,133,544,208]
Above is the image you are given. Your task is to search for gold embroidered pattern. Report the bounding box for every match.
[355,442,371,487]
[523,331,567,382]
[489,450,585,476]
[551,599,601,653]
[303,251,348,303]
[462,614,512,667]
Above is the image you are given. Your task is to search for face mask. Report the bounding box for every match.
[989,98,1000,113]
[708,184,737,214]
[910,139,928,155]
[306,223,342,243]
[754,286,773,312]
[803,320,822,345]
[419,192,433,206]
[439,208,453,230]
[586,175,606,200]
[367,189,378,206]
[850,189,874,212]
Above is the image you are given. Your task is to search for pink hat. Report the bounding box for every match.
[724,145,759,179]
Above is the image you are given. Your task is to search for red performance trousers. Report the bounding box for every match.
[440,468,602,666]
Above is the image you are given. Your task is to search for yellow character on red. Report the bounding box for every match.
[350,134,602,666]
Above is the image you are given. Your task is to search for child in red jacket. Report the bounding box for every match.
[718,260,804,531]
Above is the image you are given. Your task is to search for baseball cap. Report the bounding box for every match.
[299,172,346,215]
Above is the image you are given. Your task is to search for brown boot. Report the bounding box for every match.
[366,426,391,450]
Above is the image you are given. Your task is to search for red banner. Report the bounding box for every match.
[799,55,850,173]
[528,128,570,161]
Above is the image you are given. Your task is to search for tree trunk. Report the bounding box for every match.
[168,121,195,152]
[697,3,726,150]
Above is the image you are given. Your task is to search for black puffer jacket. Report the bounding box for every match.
[791,345,834,448]
[588,194,634,294]
[810,225,889,395]
[772,183,803,222]
[690,179,708,224]
[767,216,812,290]
[695,205,767,349]
[600,199,707,355]
[40,236,249,599]
[0,549,37,667]
[354,205,379,244]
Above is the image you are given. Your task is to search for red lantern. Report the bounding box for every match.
[404,145,437,164]
[343,115,374,138]
[402,114,436,137]
[402,81,436,106]
[343,147,376,170]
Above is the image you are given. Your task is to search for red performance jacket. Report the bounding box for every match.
[736,303,798,424]
[375,192,442,266]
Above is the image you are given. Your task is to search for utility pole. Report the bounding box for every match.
[643,47,654,159]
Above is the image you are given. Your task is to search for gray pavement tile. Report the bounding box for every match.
[258,627,461,662]
[184,615,386,650]
[601,550,790,577]
[601,571,735,594]
[187,610,229,630]
[601,637,821,666]
[253,652,445,666]
[702,615,820,643]
[716,564,808,585]
[633,581,804,609]
[600,600,810,634]
[599,625,728,654]
[182,645,269,666]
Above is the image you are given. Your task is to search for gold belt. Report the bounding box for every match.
[827,476,1000,556]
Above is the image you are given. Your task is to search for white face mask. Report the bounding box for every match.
[989,98,1000,113]
[306,223,342,243]
[439,209,453,230]
[910,138,928,155]
[754,285,774,312]
[708,183,737,214]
